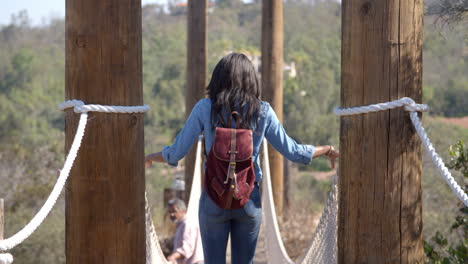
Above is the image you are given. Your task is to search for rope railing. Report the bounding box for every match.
[0,100,149,264]
[2,97,465,264]
[58,99,150,113]
[145,192,169,264]
[335,97,468,207]
[0,113,88,252]
[333,97,428,116]
[261,140,295,264]
[261,97,466,264]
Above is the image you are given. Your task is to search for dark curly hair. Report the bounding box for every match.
[207,53,261,130]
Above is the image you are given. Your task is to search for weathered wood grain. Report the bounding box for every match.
[65,0,145,263]
[262,0,285,216]
[339,0,423,262]
[185,0,207,202]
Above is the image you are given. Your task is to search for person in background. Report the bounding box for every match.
[166,198,204,264]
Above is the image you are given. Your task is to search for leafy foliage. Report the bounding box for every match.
[426,0,468,25]
[424,140,468,263]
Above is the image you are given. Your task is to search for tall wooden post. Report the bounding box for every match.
[185,0,207,201]
[65,0,145,263]
[339,0,424,263]
[261,0,284,216]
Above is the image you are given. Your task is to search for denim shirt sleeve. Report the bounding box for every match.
[264,103,315,164]
[161,100,205,167]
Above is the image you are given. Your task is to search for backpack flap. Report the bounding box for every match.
[212,127,253,161]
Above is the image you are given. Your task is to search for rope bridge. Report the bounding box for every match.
[1,98,466,264]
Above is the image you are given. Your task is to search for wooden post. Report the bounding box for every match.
[0,199,3,241]
[185,0,207,202]
[339,0,424,263]
[65,0,145,263]
[261,0,284,216]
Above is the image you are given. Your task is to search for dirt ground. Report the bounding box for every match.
[435,116,468,129]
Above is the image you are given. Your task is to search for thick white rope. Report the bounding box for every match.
[186,137,203,221]
[261,140,295,264]
[0,100,149,263]
[145,192,169,264]
[0,253,13,264]
[335,97,468,207]
[58,99,150,113]
[0,113,88,253]
[261,97,466,264]
[409,112,468,206]
[3,96,463,264]
[333,97,428,116]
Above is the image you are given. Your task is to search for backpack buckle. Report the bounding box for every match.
[225,162,237,184]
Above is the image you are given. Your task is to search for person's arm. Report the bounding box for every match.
[313,145,339,168]
[145,100,205,168]
[264,103,339,168]
[170,223,197,262]
[144,152,164,168]
[167,252,183,263]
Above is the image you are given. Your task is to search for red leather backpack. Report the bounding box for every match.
[204,111,256,209]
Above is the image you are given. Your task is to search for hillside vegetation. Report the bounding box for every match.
[0,1,466,262]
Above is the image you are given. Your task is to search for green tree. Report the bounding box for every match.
[424,140,468,263]
[426,0,468,25]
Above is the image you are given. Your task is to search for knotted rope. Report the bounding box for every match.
[334,97,468,207]
[0,100,149,264]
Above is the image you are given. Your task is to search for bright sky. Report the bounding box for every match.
[0,0,166,26]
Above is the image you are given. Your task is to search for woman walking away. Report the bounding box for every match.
[145,52,339,264]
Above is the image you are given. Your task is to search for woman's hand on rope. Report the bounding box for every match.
[326,146,339,169]
[144,152,164,168]
[313,145,339,169]
[144,158,152,168]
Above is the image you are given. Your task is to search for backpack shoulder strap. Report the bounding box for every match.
[217,112,227,127]
[228,111,241,129]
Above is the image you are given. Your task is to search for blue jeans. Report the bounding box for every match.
[198,184,262,264]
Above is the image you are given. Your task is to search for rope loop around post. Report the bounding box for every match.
[334,97,428,116]
[334,97,468,207]
[59,99,150,114]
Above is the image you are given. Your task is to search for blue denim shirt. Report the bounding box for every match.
[162,98,315,182]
